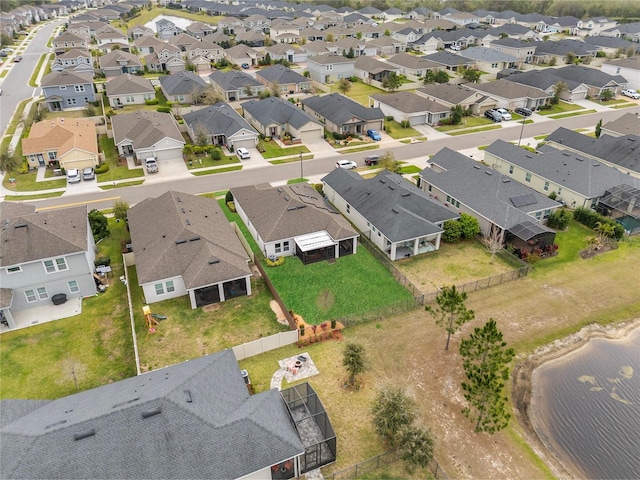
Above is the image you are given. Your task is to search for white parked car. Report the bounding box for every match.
[236,147,250,159]
[336,160,357,169]
[67,168,81,184]
[621,89,640,99]
[496,108,512,121]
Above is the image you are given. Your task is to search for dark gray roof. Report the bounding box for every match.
[489,24,534,36]
[534,39,596,56]
[489,37,534,48]
[41,70,93,87]
[183,101,256,138]
[420,148,560,229]
[105,73,154,96]
[209,70,262,91]
[256,64,308,85]
[602,112,640,137]
[231,182,358,243]
[545,127,640,175]
[0,350,305,479]
[467,78,550,100]
[485,139,640,198]
[508,220,554,241]
[458,46,518,63]
[583,35,636,50]
[423,51,474,67]
[602,21,640,35]
[158,71,208,96]
[502,68,583,92]
[322,169,457,242]
[241,97,321,130]
[301,93,384,126]
[0,204,89,267]
[370,91,448,114]
[550,64,627,88]
[128,191,251,288]
[416,83,482,104]
[111,111,184,149]
[386,52,440,71]
[354,55,398,74]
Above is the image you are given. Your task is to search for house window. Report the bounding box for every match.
[283,241,290,251]
[326,64,333,71]
[525,172,531,183]
[37,287,48,300]
[557,187,562,195]
[491,63,498,68]
[126,96,134,103]
[68,280,80,293]
[44,257,68,273]
[543,209,551,218]
[155,283,164,295]
[544,181,549,191]
[174,95,184,102]
[535,211,542,219]
[366,221,370,227]
[48,151,57,161]
[166,280,175,293]
[7,266,21,274]
[446,195,451,203]
[74,84,85,92]
[509,165,514,174]
[67,98,77,105]
[25,290,37,303]
[60,86,67,90]
[428,184,432,192]
[346,204,351,214]
[275,242,282,253]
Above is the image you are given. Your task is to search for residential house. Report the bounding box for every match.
[571,17,617,36]
[353,56,399,82]
[231,182,359,263]
[383,7,404,21]
[583,35,637,57]
[145,42,185,73]
[52,32,88,54]
[531,39,597,65]
[601,112,640,138]
[235,30,266,48]
[601,21,640,42]
[301,93,384,136]
[128,192,252,308]
[41,71,96,112]
[601,57,640,91]
[99,50,143,77]
[457,46,519,74]
[358,6,383,19]
[552,65,628,98]
[386,53,441,81]
[134,35,167,55]
[300,40,332,57]
[324,25,356,40]
[269,18,300,38]
[183,102,259,150]
[265,44,307,64]
[488,38,536,63]
[0,203,96,331]
[158,71,208,104]
[419,148,560,255]
[209,70,265,102]
[334,38,377,57]
[272,30,302,44]
[424,51,474,73]
[94,24,128,49]
[127,24,154,40]
[466,78,551,111]
[105,74,155,108]
[243,14,270,31]
[354,22,388,40]
[185,21,215,38]
[367,36,406,56]
[489,23,538,41]
[111,111,185,163]
[306,53,355,83]
[241,97,323,142]
[166,32,200,52]
[186,40,224,63]
[50,49,94,74]
[156,18,183,39]
[443,11,482,26]
[224,44,264,67]
[21,118,98,170]
[405,6,433,21]
[369,92,449,126]
[0,349,336,478]
[323,168,457,260]
[499,69,589,102]
[484,139,640,210]
[392,27,424,48]
[217,16,245,35]
[416,83,497,115]
[544,127,640,179]
[255,64,311,94]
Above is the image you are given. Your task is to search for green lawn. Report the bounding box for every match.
[528,219,594,274]
[258,140,310,159]
[5,98,31,135]
[549,109,597,119]
[100,180,145,189]
[536,101,583,116]
[336,145,379,154]
[264,250,415,325]
[436,116,494,132]
[383,119,421,139]
[336,81,385,106]
[185,150,239,169]
[0,220,136,400]
[269,154,314,165]
[448,125,502,136]
[399,165,421,174]
[3,191,65,201]
[28,53,50,87]
[191,165,243,176]
[122,7,224,30]
[97,135,145,182]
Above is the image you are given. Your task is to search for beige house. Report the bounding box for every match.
[22,118,98,170]
[105,74,155,108]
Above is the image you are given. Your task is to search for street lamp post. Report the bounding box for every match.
[299,152,303,182]
[517,103,527,146]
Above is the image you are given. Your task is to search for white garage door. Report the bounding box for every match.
[232,137,256,150]
[155,148,182,162]
[299,129,322,143]
[408,115,424,126]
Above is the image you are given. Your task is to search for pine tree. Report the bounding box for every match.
[371,385,417,445]
[459,319,515,433]
[342,342,367,386]
[425,286,474,351]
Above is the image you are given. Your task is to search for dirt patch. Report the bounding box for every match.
[317,289,335,311]
[578,242,616,259]
[202,303,222,313]
[269,300,288,326]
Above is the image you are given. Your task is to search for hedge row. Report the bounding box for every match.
[573,207,624,239]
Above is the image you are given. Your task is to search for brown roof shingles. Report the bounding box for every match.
[22,118,98,158]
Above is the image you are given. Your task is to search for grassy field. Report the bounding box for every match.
[335,81,385,106]
[0,220,136,400]
[97,135,145,182]
[436,116,494,132]
[448,124,502,136]
[383,119,421,139]
[258,140,310,159]
[3,191,65,201]
[264,250,415,325]
[185,150,239,169]
[121,7,223,30]
[191,165,243,176]
[549,109,598,119]
[536,101,583,116]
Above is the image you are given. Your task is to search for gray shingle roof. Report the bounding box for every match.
[354,55,398,75]
[128,191,251,287]
[256,64,308,85]
[416,83,481,104]
[370,91,448,114]
[183,102,256,138]
[602,112,640,137]
[105,73,154,96]
[209,70,262,91]
[231,182,358,243]
[40,70,93,87]
[387,52,440,71]
[420,148,560,230]
[307,53,355,66]
[0,350,305,479]
[485,139,640,198]
[301,93,384,126]
[489,38,534,49]
[322,169,457,242]
[111,111,184,149]
[502,68,583,92]
[534,39,596,56]
[458,46,518,63]
[241,97,321,130]
[424,51,474,67]
[0,204,89,267]
[583,35,636,50]
[158,71,208,96]
[467,78,550,100]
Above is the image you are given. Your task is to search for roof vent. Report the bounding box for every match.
[208,258,220,264]
[401,192,410,197]
[525,154,533,158]
[485,170,493,175]
[388,185,395,190]
[563,152,570,156]
[176,196,182,202]
[502,178,510,183]
[284,195,290,201]
[277,187,283,192]
[576,157,583,161]
[287,206,297,211]
[45,419,68,430]
[189,236,201,242]
[141,407,162,419]
[473,164,480,169]
[175,239,187,245]
[14,224,27,229]
[184,390,193,403]
[180,208,186,213]
[392,208,399,213]
[73,429,96,441]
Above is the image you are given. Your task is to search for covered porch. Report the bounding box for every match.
[387,233,441,261]
[506,221,556,258]
[0,296,82,333]
[294,231,338,265]
[597,184,640,235]
[191,276,251,308]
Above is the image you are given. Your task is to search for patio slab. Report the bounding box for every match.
[271,352,319,389]
[1,297,82,333]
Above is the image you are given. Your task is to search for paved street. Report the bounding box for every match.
[0,20,62,136]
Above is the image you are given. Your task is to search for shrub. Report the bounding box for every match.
[442,219,462,243]
[211,148,221,160]
[546,208,572,230]
[156,107,171,113]
[265,256,285,267]
[385,116,394,121]
[145,98,159,105]
[313,183,324,196]
[332,132,346,141]
[94,256,111,267]
[225,190,234,203]
[573,207,623,239]
[548,191,557,200]
[400,120,411,128]
[94,163,109,174]
[83,105,96,117]
[226,201,236,212]
[520,145,536,153]
[537,104,552,110]
[458,213,480,239]
[17,160,29,174]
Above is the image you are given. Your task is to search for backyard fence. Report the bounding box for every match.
[232,330,299,361]
[254,261,296,330]
[328,449,449,480]
[231,222,255,262]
